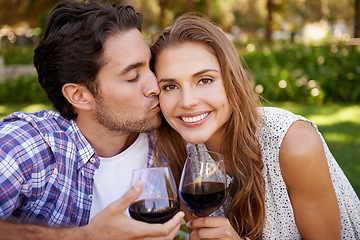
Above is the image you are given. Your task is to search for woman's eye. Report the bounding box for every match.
[163,84,177,91]
[199,78,213,85]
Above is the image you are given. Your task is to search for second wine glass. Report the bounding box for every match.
[179,150,227,217]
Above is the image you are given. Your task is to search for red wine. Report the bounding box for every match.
[129,198,179,223]
[180,182,225,217]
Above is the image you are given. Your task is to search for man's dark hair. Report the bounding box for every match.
[34,0,143,119]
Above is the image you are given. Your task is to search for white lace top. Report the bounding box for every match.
[187,107,360,239]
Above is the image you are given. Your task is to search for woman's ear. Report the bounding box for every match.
[62,83,94,111]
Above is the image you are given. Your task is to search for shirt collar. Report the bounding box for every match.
[68,120,99,170]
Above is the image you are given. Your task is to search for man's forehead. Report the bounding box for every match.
[100,30,150,73]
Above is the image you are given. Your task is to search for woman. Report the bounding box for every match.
[150,15,360,239]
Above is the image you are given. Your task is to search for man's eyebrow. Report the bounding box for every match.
[120,62,144,75]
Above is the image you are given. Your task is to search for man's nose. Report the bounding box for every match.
[145,71,160,97]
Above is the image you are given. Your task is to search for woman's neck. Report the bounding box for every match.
[204,138,234,177]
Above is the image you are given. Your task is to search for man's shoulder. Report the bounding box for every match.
[1,109,60,123]
[0,109,71,135]
[0,110,83,163]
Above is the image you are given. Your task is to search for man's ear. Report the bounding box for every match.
[62,83,94,111]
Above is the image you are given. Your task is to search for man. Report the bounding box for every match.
[0,0,184,239]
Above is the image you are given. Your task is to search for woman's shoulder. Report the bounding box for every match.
[256,107,320,160]
[258,107,303,134]
[258,107,315,133]
[259,107,302,122]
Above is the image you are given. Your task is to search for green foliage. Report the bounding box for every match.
[0,103,52,119]
[240,43,360,103]
[0,74,48,104]
[0,45,35,65]
[1,42,359,105]
[0,45,34,65]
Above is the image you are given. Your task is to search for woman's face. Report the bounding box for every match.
[154,42,232,146]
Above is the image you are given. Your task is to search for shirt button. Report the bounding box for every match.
[90,158,96,164]
[88,195,93,200]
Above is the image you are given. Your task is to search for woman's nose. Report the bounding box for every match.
[179,88,200,108]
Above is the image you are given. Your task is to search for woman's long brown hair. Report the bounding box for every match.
[151,14,265,239]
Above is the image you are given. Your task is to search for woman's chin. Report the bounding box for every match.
[182,135,208,145]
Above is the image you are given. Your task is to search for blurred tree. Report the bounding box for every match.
[204,0,211,18]
[303,0,323,22]
[233,0,266,33]
[208,0,237,29]
[266,0,274,42]
[117,0,132,5]
[323,0,355,28]
[0,0,59,28]
[153,0,215,30]
[0,0,357,40]
[264,0,355,40]
[153,0,237,30]
[356,0,360,37]
[158,0,170,28]
[186,0,194,12]
[265,0,284,42]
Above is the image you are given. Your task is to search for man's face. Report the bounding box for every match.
[93,29,161,133]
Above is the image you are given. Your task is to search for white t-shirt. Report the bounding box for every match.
[89,133,149,220]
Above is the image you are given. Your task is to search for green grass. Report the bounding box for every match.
[1,102,359,197]
[0,103,52,119]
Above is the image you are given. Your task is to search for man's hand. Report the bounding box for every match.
[85,180,185,240]
[0,181,184,240]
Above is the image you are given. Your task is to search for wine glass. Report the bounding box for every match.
[129,167,180,223]
[179,150,227,217]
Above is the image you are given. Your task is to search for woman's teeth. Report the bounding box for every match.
[181,113,209,123]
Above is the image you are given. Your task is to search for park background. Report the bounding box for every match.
[0,0,359,198]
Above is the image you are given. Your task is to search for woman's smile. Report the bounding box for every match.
[180,112,210,124]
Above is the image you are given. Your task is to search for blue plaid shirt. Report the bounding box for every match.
[0,110,155,227]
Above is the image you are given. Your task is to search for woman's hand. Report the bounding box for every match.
[186,216,248,240]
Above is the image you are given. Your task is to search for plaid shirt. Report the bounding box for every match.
[0,110,155,227]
